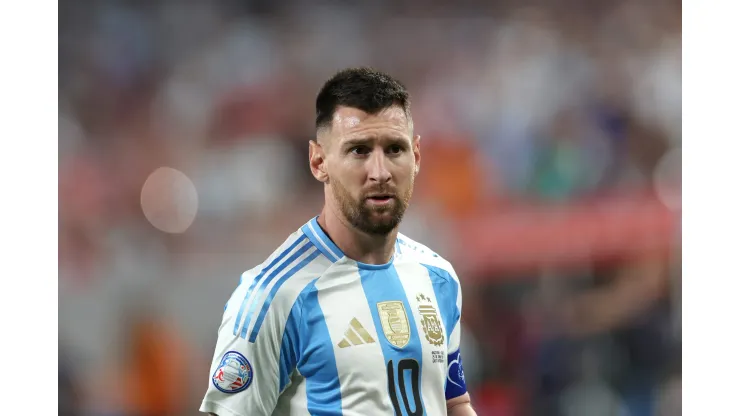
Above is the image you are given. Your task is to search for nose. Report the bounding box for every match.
[367,150,391,184]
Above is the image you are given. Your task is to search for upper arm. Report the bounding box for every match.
[447,267,463,352]
[200,273,306,416]
[444,268,468,401]
[447,392,476,416]
[424,262,469,401]
[437,265,469,401]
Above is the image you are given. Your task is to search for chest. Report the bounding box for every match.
[299,266,451,387]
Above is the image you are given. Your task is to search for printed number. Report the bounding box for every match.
[386,359,422,416]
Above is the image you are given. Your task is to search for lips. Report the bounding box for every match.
[367,194,393,200]
[365,193,396,207]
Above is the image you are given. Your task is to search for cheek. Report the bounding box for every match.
[336,161,367,182]
[391,163,416,183]
[331,167,363,194]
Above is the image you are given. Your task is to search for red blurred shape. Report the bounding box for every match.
[455,190,678,277]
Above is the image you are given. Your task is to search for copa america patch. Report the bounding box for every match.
[212,351,253,393]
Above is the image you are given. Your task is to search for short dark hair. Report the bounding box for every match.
[315,67,411,131]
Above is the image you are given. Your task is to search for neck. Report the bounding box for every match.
[317,206,398,265]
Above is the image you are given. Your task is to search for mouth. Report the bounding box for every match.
[365,194,395,205]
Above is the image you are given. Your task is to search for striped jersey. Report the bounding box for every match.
[200,217,468,416]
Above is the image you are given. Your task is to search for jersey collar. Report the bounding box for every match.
[301,217,345,263]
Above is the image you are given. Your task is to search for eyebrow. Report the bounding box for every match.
[341,136,409,148]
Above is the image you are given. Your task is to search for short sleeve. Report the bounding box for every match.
[423,262,468,400]
[200,273,303,416]
[444,267,468,400]
[447,270,463,353]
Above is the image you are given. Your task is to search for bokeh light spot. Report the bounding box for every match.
[140,167,199,234]
[653,147,681,211]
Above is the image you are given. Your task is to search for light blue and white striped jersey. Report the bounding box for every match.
[201,217,467,416]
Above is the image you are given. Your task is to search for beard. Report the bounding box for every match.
[331,179,413,236]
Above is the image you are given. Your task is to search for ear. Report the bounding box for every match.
[309,140,329,183]
[413,134,421,176]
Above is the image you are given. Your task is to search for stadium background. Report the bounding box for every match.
[58,1,681,415]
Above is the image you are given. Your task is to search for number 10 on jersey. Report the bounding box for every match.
[386,359,422,416]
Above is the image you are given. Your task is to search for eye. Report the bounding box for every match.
[387,144,403,154]
[350,146,371,156]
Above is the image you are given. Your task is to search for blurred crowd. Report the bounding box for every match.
[59,1,681,415]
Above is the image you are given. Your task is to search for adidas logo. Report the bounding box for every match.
[337,318,376,348]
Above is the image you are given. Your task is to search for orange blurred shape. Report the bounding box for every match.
[122,321,188,416]
[416,135,486,219]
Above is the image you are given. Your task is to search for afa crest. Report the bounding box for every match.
[377,301,411,348]
[416,294,444,347]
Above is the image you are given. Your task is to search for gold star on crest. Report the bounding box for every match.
[416,293,431,303]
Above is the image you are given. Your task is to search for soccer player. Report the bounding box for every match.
[200,67,476,416]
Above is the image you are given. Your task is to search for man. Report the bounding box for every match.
[200,67,476,416]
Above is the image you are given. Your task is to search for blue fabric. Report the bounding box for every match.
[233,235,308,336]
[277,281,315,393]
[249,249,321,342]
[360,265,427,416]
[423,264,459,342]
[298,281,343,415]
[240,242,314,339]
[301,217,343,262]
[445,349,467,400]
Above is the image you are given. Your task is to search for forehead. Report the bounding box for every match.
[329,105,411,141]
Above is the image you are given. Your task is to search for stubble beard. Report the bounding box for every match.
[331,179,413,236]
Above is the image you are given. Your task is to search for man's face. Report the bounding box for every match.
[316,105,420,235]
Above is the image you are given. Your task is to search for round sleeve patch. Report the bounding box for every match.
[212,351,254,393]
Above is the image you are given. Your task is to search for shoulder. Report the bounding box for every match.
[225,229,332,320]
[397,232,459,286]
